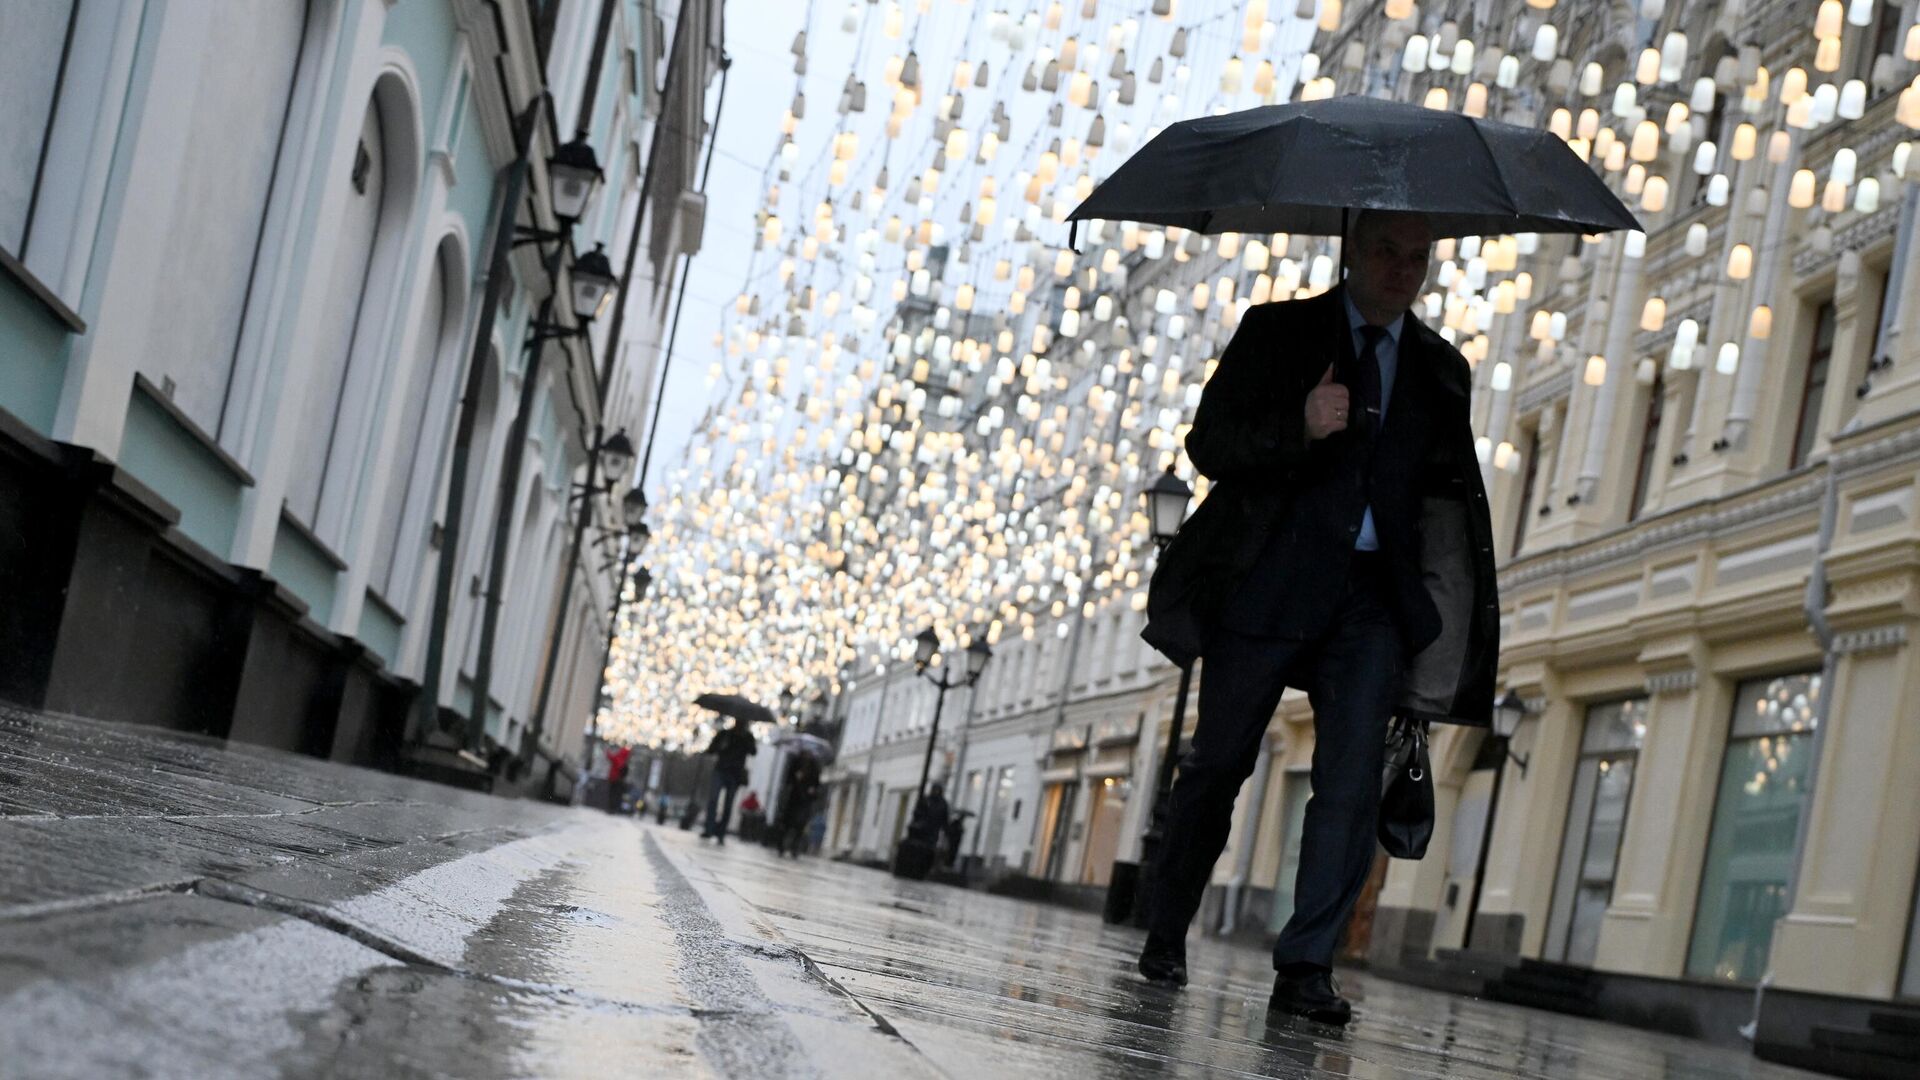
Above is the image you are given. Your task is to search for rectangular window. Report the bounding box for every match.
[1631,374,1665,519]
[1544,697,1649,966]
[1791,301,1836,468]
[1513,426,1542,552]
[1686,671,1822,983]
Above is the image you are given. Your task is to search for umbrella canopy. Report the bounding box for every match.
[1068,96,1640,240]
[771,731,836,761]
[692,692,776,727]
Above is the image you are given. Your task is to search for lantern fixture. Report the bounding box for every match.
[1492,689,1527,738]
[1143,464,1193,545]
[913,627,940,669]
[598,428,636,481]
[570,243,618,320]
[965,636,994,679]
[622,486,648,531]
[547,131,605,223]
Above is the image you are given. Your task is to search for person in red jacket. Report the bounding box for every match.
[605,745,631,814]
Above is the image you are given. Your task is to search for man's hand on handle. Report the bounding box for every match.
[1304,364,1350,441]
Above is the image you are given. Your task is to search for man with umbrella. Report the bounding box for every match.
[699,714,757,843]
[1071,98,1637,1025]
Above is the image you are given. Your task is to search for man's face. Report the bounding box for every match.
[1348,215,1434,316]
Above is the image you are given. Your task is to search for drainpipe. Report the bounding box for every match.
[1218,733,1273,935]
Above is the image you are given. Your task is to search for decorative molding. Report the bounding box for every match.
[1832,624,1910,655]
[1515,367,1574,416]
[1501,475,1825,593]
[1793,206,1900,277]
[1645,669,1698,695]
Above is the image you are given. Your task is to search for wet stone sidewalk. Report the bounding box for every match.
[1,707,1823,1078]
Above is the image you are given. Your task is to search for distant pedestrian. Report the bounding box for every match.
[739,790,766,841]
[907,782,950,847]
[700,717,757,843]
[605,745,631,814]
[942,808,972,869]
[774,755,823,858]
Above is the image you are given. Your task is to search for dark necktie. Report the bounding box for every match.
[1351,325,1386,436]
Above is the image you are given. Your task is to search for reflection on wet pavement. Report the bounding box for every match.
[663,826,1818,1079]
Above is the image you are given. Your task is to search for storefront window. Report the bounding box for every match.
[1545,697,1649,966]
[1686,672,1821,983]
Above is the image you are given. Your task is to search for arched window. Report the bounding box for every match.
[288,95,389,537]
[369,240,460,603]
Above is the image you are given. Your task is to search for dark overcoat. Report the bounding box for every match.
[1141,287,1499,727]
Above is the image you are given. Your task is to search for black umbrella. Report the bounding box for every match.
[1068,96,1640,244]
[693,693,776,727]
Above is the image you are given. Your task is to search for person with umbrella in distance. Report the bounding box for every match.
[1069,97,1638,1025]
[699,715,756,844]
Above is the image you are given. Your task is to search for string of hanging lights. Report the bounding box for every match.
[598,0,1920,750]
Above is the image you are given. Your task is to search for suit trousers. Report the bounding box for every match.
[1148,555,1404,971]
[704,769,744,838]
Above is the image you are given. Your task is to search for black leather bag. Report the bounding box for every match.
[1378,716,1434,859]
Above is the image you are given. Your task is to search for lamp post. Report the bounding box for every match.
[892,629,992,880]
[1464,689,1531,951]
[1126,464,1195,927]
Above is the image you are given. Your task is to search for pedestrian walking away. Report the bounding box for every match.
[699,716,757,843]
[1137,209,1500,1026]
[774,753,823,858]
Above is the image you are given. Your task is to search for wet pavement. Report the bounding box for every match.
[0,706,1825,1078]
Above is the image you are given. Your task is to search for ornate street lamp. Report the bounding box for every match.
[547,131,605,223]
[598,427,636,480]
[1123,466,1197,927]
[570,242,618,320]
[1466,689,1534,950]
[621,486,649,534]
[1144,464,1193,543]
[894,628,993,880]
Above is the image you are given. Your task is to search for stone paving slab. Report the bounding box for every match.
[667,829,1826,1080]
[0,707,1836,1078]
[0,709,936,1078]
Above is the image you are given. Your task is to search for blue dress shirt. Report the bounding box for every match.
[1343,291,1403,552]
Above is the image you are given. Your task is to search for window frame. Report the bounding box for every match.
[1683,669,1823,984]
[1630,371,1665,519]
[1790,300,1837,469]
[1543,696,1649,966]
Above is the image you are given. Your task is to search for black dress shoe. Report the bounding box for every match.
[1137,936,1188,987]
[1268,968,1352,1025]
